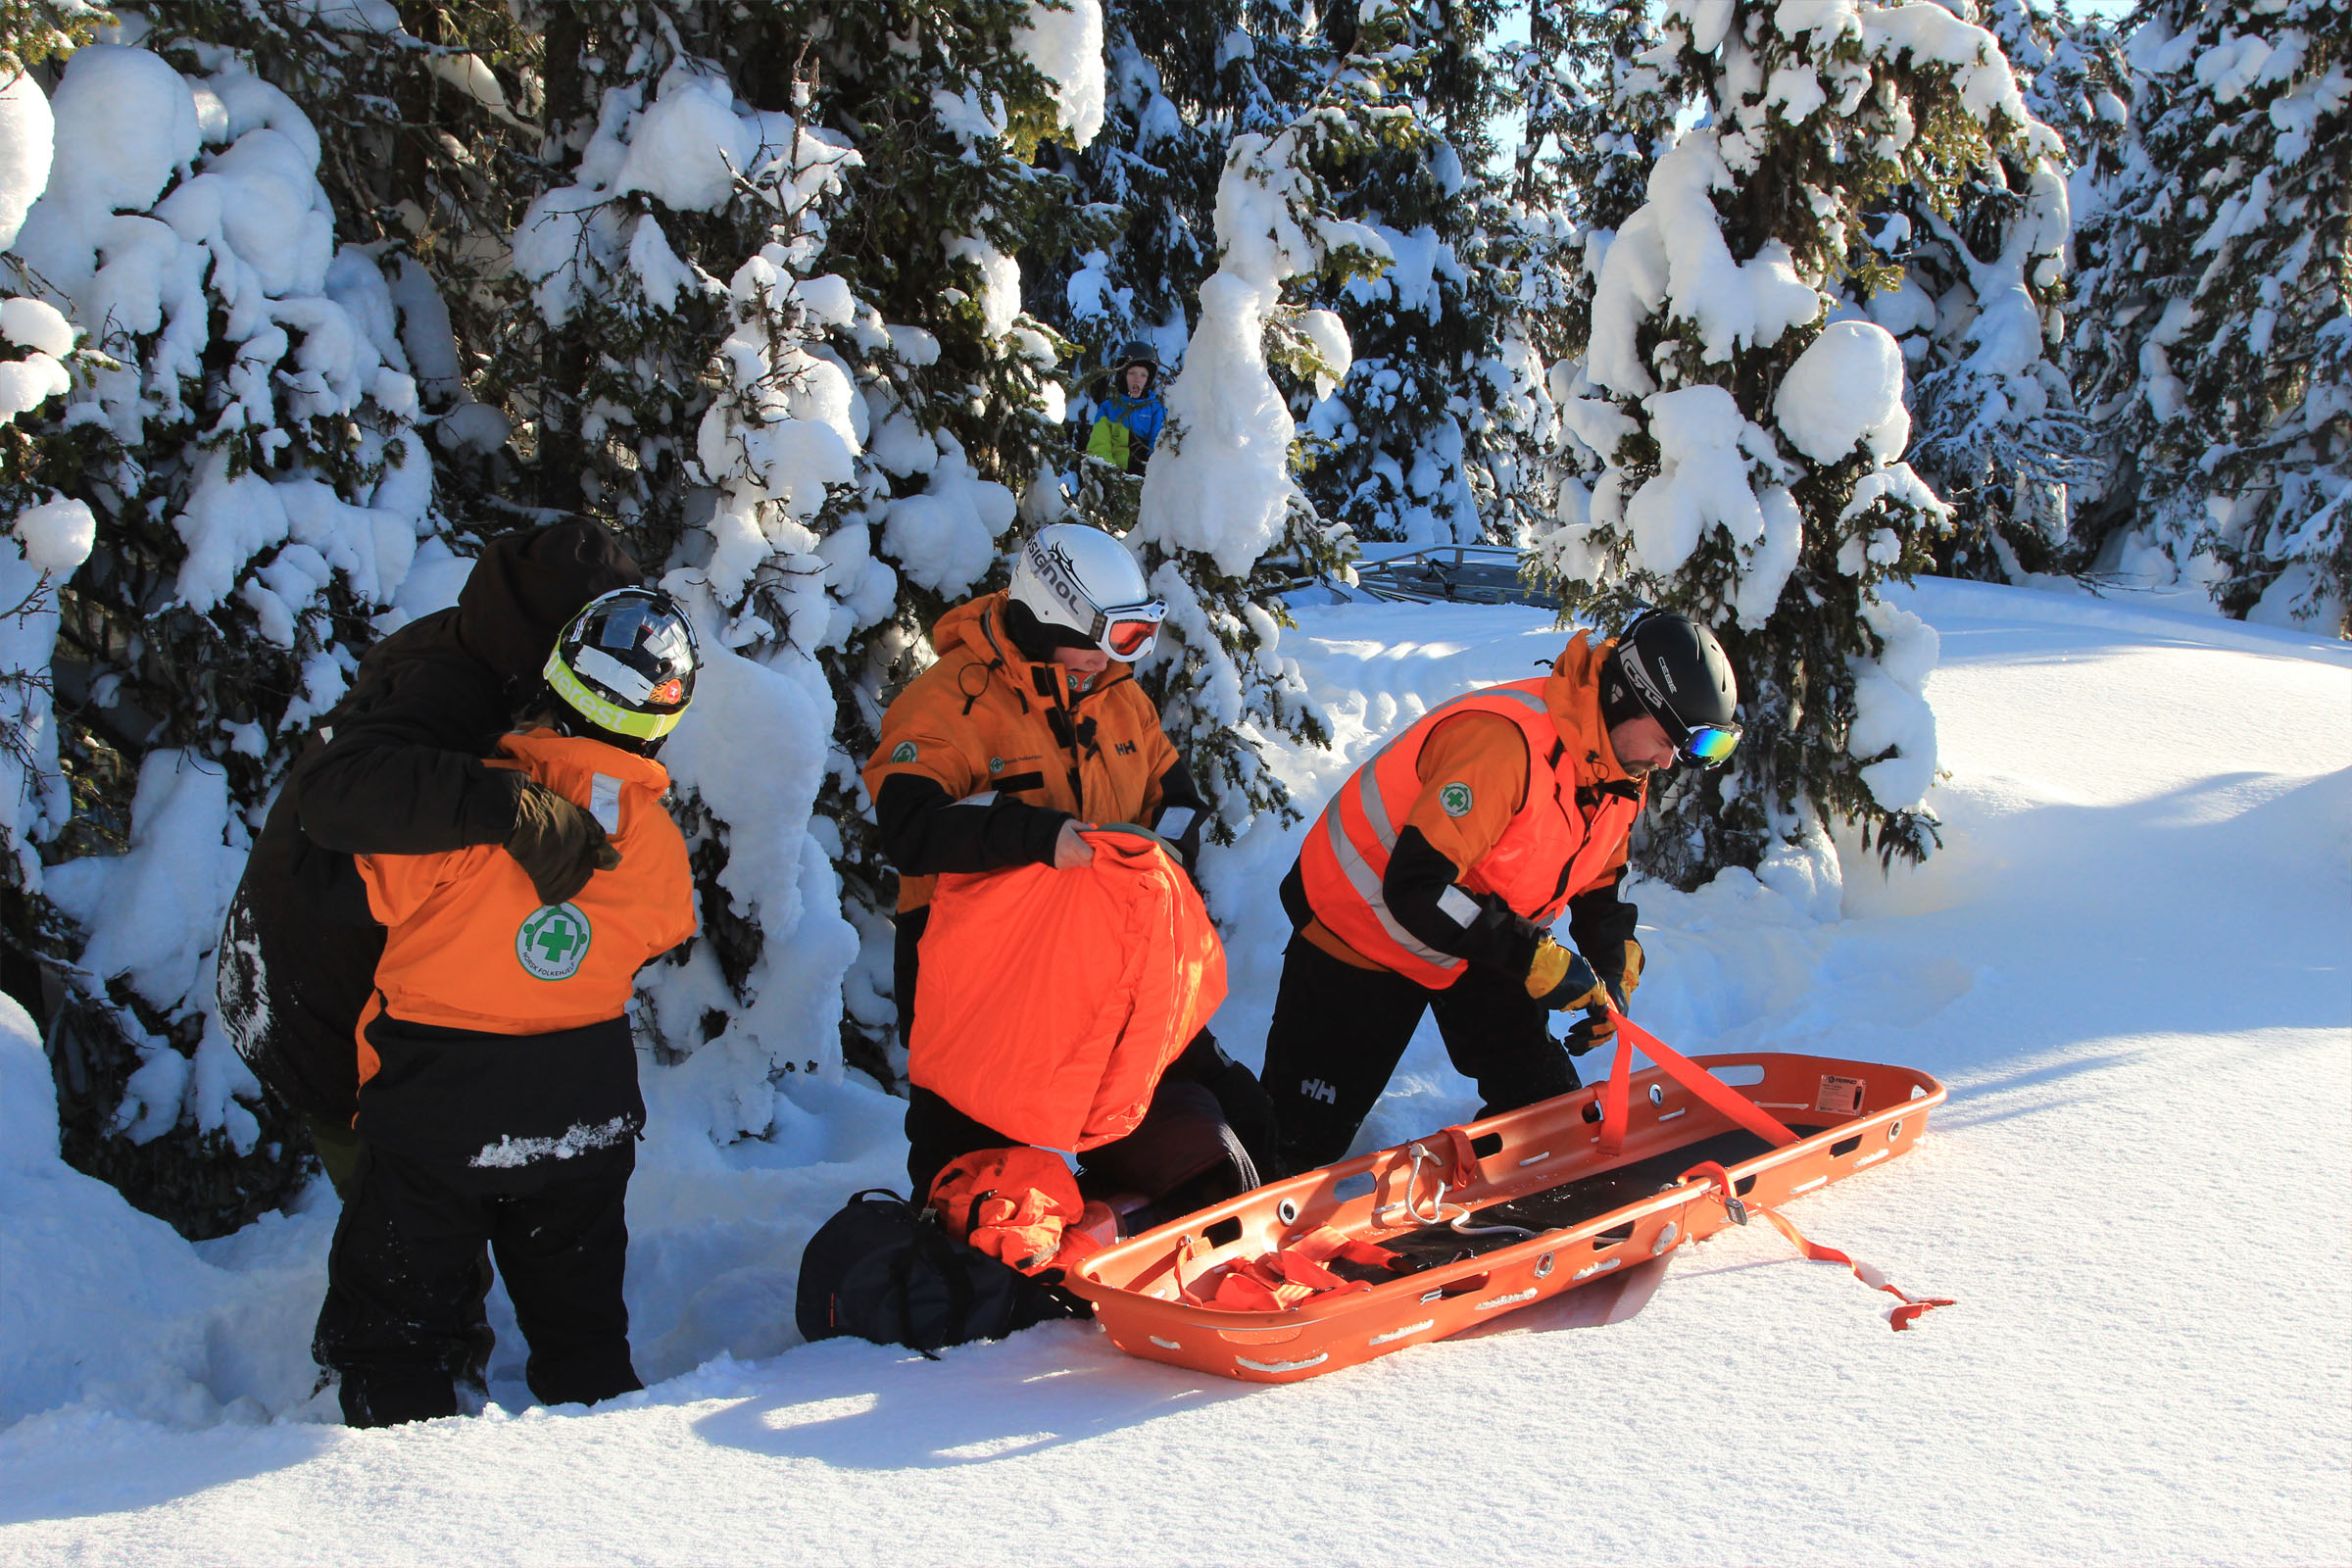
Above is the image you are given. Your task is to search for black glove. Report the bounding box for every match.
[1561,1011,1617,1055]
[505,778,621,906]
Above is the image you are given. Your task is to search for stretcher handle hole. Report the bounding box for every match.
[1421,1273,1491,1302]
[1830,1134,1863,1157]
[1334,1172,1376,1201]
[1469,1132,1503,1158]
[1707,1063,1766,1087]
[1202,1216,1244,1249]
[1593,1222,1635,1249]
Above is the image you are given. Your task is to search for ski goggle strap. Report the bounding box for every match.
[1089,598,1167,662]
[545,650,688,740]
[1681,722,1741,768]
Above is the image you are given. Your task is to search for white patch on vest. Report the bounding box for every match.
[1439,885,1481,928]
[589,774,622,834]
[953,791,999,807]
[1155,806,1197,839]
[469,1114,636,1169]
[575,644,656,703]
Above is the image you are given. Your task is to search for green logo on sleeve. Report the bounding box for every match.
[1439,782,1474,817]
[890,741,918,763]
[517,903,593,981]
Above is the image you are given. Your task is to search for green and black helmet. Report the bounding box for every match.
[543,587,699,749]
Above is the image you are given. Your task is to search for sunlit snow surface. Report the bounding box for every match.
[3,578,2346,1565]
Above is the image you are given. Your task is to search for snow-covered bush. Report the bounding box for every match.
[1532,0,2061,888]
[2071,0,2349,632]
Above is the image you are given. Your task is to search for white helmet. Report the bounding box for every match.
[1006,523,1167,662]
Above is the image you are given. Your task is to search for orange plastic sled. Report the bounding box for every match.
[1067,1018,1949,1384]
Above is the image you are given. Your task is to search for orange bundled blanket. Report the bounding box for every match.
[909,827,1225,1152]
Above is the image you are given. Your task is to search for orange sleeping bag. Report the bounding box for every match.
[908,826,1225,1152]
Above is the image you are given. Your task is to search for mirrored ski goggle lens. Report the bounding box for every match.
[1105,617,1160,659]
[1682,725,1740,766]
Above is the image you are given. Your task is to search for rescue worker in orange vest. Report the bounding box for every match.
[1258,610,1742,1173]
[864,522,1276,1219]
[311,588,700,1428]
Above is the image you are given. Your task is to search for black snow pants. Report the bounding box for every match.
[314,1140,641,1427]
[1257,933,1580,1174]
[906,1030,1278,1226]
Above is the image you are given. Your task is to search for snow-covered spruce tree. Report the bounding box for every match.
[1292,0,1540,547]
[1132,56,1395,843]
[1034,0,1244,534]
[1893,0,2116,583]
[6,39,438,1234]
[800,0,1114,1083]
[1535,0,2063,895]
[2070,0,2349,632]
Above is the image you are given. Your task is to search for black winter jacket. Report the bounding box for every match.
[217,522,639,1121]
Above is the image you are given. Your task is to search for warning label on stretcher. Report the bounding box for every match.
[1816,1075,1866,1115]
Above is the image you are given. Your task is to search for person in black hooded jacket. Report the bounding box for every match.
[219,521,641,1192]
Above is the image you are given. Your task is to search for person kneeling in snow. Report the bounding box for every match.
[863,523,1276,1238]
[1258,611,1742,1173]
[312,589,699,1427]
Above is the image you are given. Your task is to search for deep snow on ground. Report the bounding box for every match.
[2,577,2347,1565]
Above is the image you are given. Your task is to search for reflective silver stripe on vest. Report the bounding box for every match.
[1327,683,1553,972]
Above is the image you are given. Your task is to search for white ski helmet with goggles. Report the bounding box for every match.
[1006,523,1166,663]
[543,587,700,747]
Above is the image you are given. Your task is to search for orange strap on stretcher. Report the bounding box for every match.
[1680,1159,1956,1331]
[1596,1010,1801,1157]
[1185,1225,1399,1312]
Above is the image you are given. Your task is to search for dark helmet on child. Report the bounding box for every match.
[543,587,700,754]
[1601,609,1742,769]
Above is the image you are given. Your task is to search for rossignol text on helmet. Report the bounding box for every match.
[1006,523,1167,663]
[544,587,700,744]
[1611,610,1742,767]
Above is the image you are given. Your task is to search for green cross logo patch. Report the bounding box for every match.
[516,903,594,981]
[989,757,1004,775]
[890,741,918,763]
[1439,782,1474,818]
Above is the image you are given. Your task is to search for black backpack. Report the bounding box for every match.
[795,1189,1088,1356]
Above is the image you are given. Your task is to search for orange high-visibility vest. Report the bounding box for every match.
[908,827,1224,1152]
[1297,674,1642,988]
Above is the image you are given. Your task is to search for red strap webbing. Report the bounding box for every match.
[1598,1011,1802,1157]
[1678,1159,1955,1332]
[1188,1225,1400,1312]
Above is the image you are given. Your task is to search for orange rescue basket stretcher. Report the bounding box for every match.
[1066,1015,1949,1384]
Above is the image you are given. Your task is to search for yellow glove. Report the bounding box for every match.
[1614,937,1645,1007]
[1525,938,1610,1012]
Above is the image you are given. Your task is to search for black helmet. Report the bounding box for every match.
[1605,610,1741,767]
[543,587,699,751]
[1113,339,1159,370]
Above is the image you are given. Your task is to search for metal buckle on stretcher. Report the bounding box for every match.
[1374,1141,1536,1240]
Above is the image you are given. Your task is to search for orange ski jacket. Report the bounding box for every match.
[1295,634,1644,988]
[908,827,1225,1152]
[862,593,1193,915]
[356,729,696,1054]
